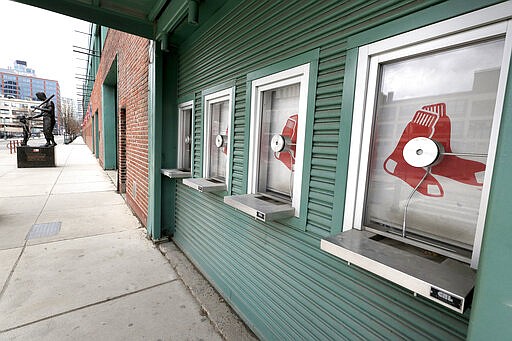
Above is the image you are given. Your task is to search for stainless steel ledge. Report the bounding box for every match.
[161,168,191,179]
[321,229,475,313]
[224,193,295,222]
[182,177,226,192]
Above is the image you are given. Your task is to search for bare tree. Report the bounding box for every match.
[60,98,82,142]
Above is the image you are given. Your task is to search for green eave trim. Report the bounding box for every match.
[155,0,188,40]
[13,0,153,39]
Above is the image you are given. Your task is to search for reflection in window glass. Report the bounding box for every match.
[258,83,300,199]
[365,38,504,249]
[209,100,229,180]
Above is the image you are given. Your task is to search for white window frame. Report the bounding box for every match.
[177,100,193,171]
[203,88,233,184]
[247,64,310,217]
[343,3,512,269]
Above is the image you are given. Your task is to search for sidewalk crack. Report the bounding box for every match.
[0,279,178,333]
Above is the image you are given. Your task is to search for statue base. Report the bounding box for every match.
[17,145,56,168]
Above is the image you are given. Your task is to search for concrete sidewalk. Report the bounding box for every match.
[0,137,253,340]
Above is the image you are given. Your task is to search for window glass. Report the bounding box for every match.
[246,63,310,216]
[32,79,44,96]
[258,83,300,198]
[365,38,505,249]
[209,100,229,180]
[179,108,192,171]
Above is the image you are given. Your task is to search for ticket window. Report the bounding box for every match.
[177,102,193,172]
[206,98,230,181]
[362,39,505,262]
[183,88,233,192]
[161,101,193,179]
[225,64,310,221]
[322,6,512,313]
[345,25,511,267]
[257,84,300,199]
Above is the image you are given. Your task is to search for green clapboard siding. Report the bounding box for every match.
[175,183,469,340]
[172,0,475,339]
[231,77,247,195]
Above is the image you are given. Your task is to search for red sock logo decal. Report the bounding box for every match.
[384,103,486,197]
[423,103,486,187]
[384,110,443,197]
[274,114,298,171]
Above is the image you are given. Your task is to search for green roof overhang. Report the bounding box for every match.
[11,0,187,40]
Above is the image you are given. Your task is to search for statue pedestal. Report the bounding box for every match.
[17,146,56,168]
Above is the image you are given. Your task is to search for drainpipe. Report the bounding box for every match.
[147,40,163,241]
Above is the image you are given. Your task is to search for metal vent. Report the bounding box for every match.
[26,222,62,240]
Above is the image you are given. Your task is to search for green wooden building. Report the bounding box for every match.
[17,0,512,339]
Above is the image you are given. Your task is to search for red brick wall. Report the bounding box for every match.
[82,30,150,226]
[83,119,92,151]
[119,108,127,193]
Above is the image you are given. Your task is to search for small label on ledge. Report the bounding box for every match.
[256,212,265,220]
[430,287,462,310]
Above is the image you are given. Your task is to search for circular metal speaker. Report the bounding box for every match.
[403,137,444,168]
[271,134,286,152]
[215,134,225,148]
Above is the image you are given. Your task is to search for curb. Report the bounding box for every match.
[157,241,258,341]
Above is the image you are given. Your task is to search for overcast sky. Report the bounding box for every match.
[0,0,90,102]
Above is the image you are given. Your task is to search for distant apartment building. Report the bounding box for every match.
[76,98,83,121]
[0,60,61,131]
[0,96,43,138]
